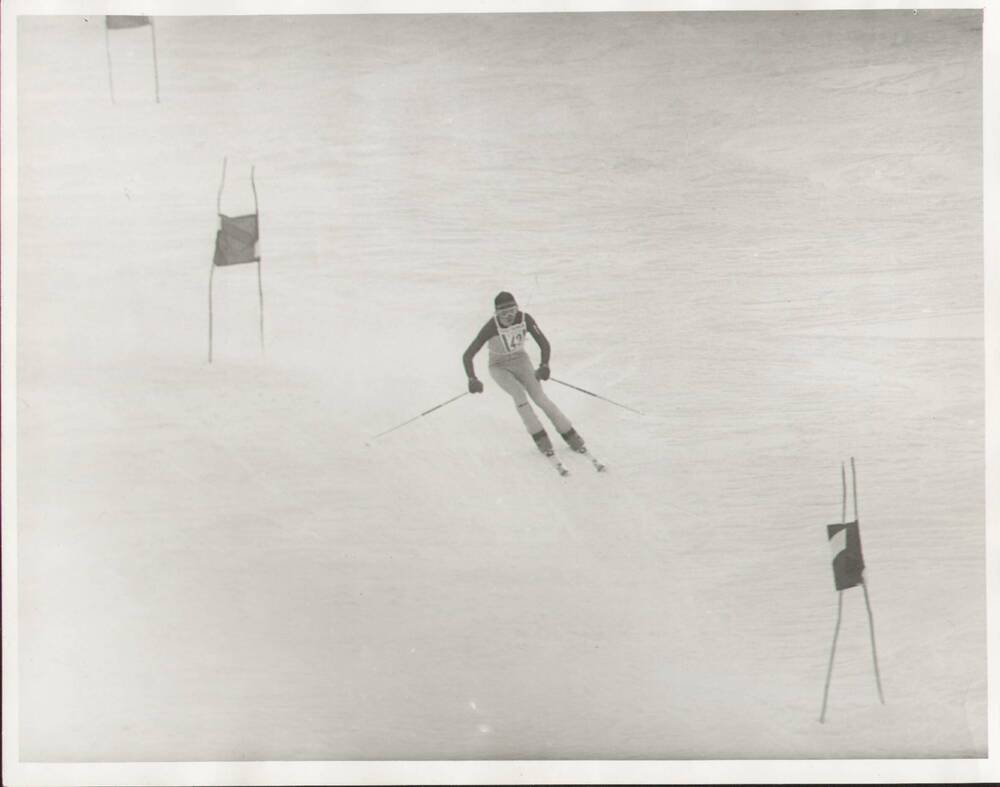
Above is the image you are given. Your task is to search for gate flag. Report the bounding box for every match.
[105,16,151,29]
[214,214,260,267]
[826,520,865,591]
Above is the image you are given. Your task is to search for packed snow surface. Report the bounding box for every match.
[14,10,984,760]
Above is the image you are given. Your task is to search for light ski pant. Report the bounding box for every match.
[489,353,573,437]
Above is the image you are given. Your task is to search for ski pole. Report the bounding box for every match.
[368,391,469,443]
[550,378,643,415]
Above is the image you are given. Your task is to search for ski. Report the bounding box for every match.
[544,450,570,477]
[575,448,607,473]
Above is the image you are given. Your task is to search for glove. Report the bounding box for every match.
[468,377,484,394]
[535,364,550,381]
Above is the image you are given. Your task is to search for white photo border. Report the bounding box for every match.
[2,0,995,784]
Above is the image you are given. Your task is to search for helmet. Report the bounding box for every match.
[494,291,517,310]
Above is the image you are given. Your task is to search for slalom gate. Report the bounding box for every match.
[818,457,885,723]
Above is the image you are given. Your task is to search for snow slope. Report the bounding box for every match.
[13,10,984,761]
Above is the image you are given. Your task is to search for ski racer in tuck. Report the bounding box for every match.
[462,291,596,469]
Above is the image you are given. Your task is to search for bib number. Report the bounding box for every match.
[500,327,525,353]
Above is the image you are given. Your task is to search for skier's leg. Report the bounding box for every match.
[489,364,554,454]
[512,358,587,452]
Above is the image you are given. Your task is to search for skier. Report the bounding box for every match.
[462,291,603,474]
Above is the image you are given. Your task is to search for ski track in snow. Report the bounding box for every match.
[14,11,984,761]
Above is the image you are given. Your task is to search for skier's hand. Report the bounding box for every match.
[468,377,484,394]
[535,364,550,381]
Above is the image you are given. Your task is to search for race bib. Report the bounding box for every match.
[496,320,527,354]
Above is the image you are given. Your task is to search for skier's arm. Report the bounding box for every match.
[462,320,496,381]
[525,314,551,366]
